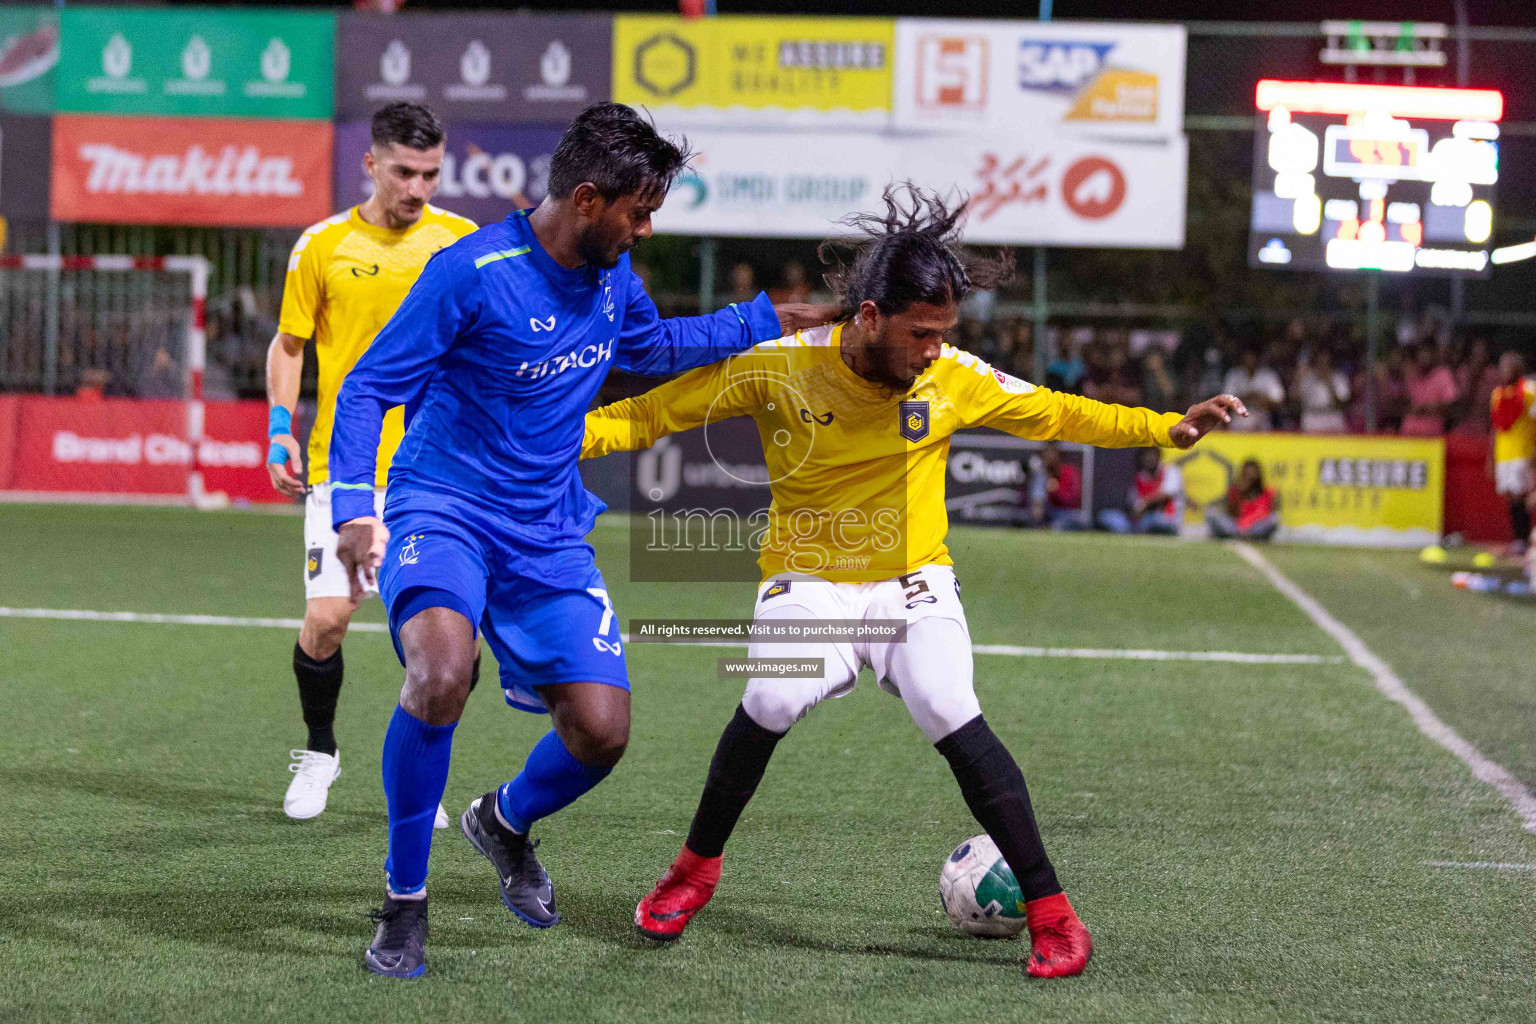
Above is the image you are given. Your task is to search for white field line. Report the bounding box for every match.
[1233,542,1536,834]
[1423,860,1536,871]
[0,606,1338,666]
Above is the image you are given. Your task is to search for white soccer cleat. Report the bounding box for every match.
[434,803,450,830]
[284,749,341,820]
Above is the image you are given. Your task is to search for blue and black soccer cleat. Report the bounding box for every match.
[461,792,560,928]
[363,893,428,979]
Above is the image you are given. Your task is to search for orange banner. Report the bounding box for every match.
[51,114,332,227]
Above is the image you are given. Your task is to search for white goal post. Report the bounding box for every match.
[0,253,225,508]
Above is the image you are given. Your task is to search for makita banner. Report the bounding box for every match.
[0,395,285,504]
[335,12,609,124]
[333,120,561,225]
[51,114,332,227]
[0,115,52,219]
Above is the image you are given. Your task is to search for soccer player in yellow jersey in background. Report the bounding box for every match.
[583,186,1245,979]
[266,103,476,821]
[1488,351,1535,556]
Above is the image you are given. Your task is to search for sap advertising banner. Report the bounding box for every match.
[51,114,332,227]
[653,130,1186,248]
[333,121,561,224]
[336,13,610,125]
[893,20,1185,141]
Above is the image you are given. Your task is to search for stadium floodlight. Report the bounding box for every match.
[1255,80,1504,122]
[1491,240,1536,265]
[0,253,223,508]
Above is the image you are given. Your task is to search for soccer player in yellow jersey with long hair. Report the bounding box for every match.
[583,186,1245,980]
[266,103,476,821]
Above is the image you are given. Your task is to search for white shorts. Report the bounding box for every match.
[1495,460,1533,498]
[303,482,385,602]
[742,563,981,743]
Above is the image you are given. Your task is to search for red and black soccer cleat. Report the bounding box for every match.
[1023,892,1093,979]
[634,847,722,941]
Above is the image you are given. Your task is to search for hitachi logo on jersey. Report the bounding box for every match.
[513,339,614,380]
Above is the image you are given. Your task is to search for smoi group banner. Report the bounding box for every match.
[334,120,562,225]
[335,13,610,125]
[892,19,1186,140]
[613,15,894,126]
[1174,432,1444,547]
[652,129,1186,248]
[51,114,333,227]
[0,6,58,115]
[56,6,333,119]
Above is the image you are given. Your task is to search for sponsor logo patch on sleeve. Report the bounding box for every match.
[991,368,1035,394]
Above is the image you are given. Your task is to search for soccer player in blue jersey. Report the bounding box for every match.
[328,102,834,978]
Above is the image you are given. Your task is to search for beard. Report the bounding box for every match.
[863,338,919,393]
[575,224,625,269]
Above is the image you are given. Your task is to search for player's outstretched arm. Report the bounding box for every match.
[583,356,761,459]
[614,268,786,377]
[969,363,1244,449]
[1168,395,1248,448]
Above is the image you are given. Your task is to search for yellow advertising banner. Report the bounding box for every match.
[613,15,894,122]
[1175,432,1444,547]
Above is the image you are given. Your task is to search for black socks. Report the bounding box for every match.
[294,642,344,755]
[685,704,785,858]
[1513,499,1531,546]
[936,714,1062,902]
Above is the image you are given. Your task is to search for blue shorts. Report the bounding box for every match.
[378,501,628,714]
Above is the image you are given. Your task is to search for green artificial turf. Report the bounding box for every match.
[1,505,1532,1023]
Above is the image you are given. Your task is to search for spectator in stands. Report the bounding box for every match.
[1454,335,1501,434]
[768,260,812,305]
[75,367,110,402]
[1347,349,1409,432]
[1141,348,1179,412]
[1098,448,1183,535]
[1207,459,1279,541]
[725,261,756,305]
[1222,348,1284,431]
[1293,347,1349,433]
[1401,343,1459,436]
[1047,330,1087,392]
[1026,441,1088,531]
[135,345,183,399]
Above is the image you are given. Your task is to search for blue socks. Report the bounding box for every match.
[381,704,456,895]
[497,728,611,834]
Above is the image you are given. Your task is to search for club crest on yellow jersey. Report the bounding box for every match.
[899,400,930,442]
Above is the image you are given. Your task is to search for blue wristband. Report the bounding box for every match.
[268,405,293,438]
[268,439,292,466]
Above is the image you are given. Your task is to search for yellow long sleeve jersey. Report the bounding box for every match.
[583,323,1183,582]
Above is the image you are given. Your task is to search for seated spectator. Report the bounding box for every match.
[1026,441,1088,531]
[1293,348,1349,433]
[768,260,812,304]
[1046,332,1087,392]
[1222,348,1284,431]
[1098,448,1183,535]
[1346,350,1408,432]
[1207,459,1279,541]
[75,367,110,402]
[1401,343,1459,436]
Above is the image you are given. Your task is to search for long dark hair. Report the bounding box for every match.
[818,183,1014,319]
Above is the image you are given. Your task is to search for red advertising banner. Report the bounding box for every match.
[0,396,286,505]
[50,114,333,227]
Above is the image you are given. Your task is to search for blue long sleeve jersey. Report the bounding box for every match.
[328,210,782,537]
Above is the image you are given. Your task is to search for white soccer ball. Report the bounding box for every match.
[939,834,1028,938]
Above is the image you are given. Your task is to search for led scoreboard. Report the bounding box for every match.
[1248,80,1504,275]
